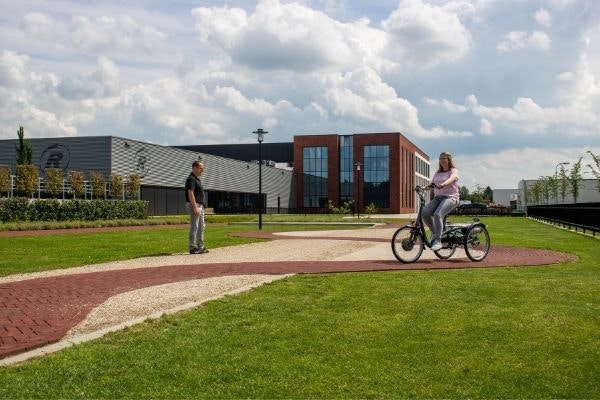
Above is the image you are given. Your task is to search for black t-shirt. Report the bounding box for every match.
[185,173,204,204]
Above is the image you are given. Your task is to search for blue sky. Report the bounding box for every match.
[1,0,599,190]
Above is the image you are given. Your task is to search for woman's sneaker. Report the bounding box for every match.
[431,240,442,251]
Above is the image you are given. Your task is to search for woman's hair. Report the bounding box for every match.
[437,151,455,172]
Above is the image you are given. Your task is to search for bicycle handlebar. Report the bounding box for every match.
[415,183,441,193]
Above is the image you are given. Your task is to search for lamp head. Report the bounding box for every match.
[253,128,268,143]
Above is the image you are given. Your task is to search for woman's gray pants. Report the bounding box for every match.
[421,196,458,242]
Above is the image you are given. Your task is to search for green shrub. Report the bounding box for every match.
[328,199,354,214]
[0,198,148,222]
[0,197,30,221]
[365,203,379,214]
[30,199,62,221]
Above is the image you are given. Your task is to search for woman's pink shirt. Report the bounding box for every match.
[432,168,459,200]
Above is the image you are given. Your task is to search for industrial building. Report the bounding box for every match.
[1,132,430,215]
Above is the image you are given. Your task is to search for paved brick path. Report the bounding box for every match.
[0,231,576,359]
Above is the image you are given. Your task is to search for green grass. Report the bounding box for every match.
[0,223,360,276]
[0,217,598,398]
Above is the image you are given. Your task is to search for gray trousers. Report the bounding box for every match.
[421,196,458,242]
[186,203,205,250]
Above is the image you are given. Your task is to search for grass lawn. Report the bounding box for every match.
[0,217,598,398]
[0,222,362,277]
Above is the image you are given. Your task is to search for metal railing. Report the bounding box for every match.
[3,174,140,200]
[528,215,599,237]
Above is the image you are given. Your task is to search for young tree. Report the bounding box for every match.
[110,173,123,198]
[547,175,558,204]
[483,186,493,203]
[44,168,63,198]
[90,172,106,199]
[15,126,33,165]
[459,185,470,201]
[568,157,583,203]
[69,171,85,199]
[127,173,141,199]
[539,176,551,205]
[0,165,11,196]
[587,150,600,193]
[558,166,569,203]
[471,184,485,203]
[16,164,39,198]
[530,180,542,205]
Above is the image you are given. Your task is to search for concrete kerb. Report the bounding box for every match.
[0,274,293,367]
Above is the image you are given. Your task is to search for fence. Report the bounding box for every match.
[3,174,140,200]
[527,203,600,236]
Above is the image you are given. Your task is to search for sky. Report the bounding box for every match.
[1,0,599,191]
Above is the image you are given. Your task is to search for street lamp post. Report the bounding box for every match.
[355,161,362,219]
[253,128,268,229]
[555,162,570,204]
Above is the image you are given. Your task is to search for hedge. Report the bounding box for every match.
[0,198,148,222]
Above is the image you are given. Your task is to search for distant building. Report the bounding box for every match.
[517,178,600,211]
[0,136,293,215]
[0,131,430,215]
[294,132,429,214]
[492,189,519,209]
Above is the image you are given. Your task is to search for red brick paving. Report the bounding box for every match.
[0,232,576,359]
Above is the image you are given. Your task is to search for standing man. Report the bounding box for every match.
[185,161,208,254]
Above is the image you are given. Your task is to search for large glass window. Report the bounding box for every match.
[363,145,390,208]
[303,146,328,207]
[339,135,353,203]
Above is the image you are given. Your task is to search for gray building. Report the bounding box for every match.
[0,136,295,215]
[517,178,600,211]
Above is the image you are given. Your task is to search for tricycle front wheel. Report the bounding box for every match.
[391,226,424,263]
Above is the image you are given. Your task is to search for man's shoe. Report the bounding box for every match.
[431,240,442,251]
[197,247,209,254]
[189,248,200,254]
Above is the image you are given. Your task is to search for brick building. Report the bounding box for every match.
[293,132,430,214]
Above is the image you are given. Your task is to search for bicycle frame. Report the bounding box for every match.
[410,185,436,248]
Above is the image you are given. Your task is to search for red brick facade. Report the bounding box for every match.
[294,132,429,214]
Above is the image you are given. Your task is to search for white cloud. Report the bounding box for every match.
[423,97,468,113]
[457,146,600,190]
[323,67,472,138]
[497,30,551,52]
[480,118,493,135]
[24,12,168,55]
[426,94,599,137]
[58,56,120,99]
[470,96,599,135]
[192,0,387,73]
[381,0,472,67]
[533,8,552,28]
[0,50,30,87]
[192,6,247,49]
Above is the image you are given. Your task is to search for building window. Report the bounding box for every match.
[363,145,390,208]
[339,135,353,203]
[303,146,328,207]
